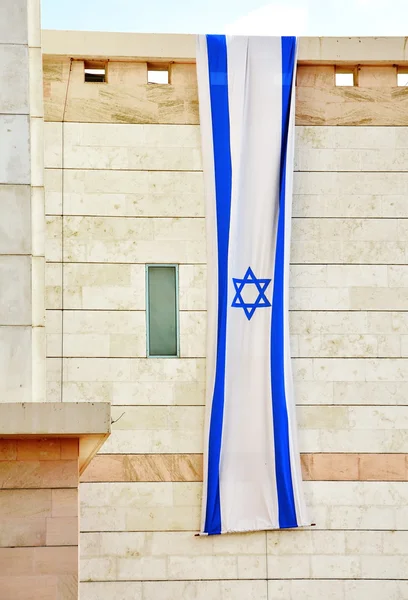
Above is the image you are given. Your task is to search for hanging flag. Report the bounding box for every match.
[197,34,309,535]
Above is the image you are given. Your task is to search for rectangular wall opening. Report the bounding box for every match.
[147,63,170,84]
[84,61,107,83]
[398,71,408,86]
[335,70,355,86]
[146,265,179,357]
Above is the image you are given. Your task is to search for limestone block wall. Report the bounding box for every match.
[0,0,46,404]
[42,46,408,600]
[0,439,79,599]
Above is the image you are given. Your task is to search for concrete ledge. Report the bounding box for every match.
[42,31,408,64]
[0,402,111,474]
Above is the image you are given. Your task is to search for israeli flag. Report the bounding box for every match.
[197,35,309,534]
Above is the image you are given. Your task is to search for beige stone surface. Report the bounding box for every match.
[47,310,146,358]
[0,402,110,435]
[39,32,408,598]
[47,169,204,217]
[60,123,202,170]
[0,327,32,402]
[179,312,206,358]
[41,31,408,64]
[77,530,408,581]
[79,480,408,532]
[44,66,199,124]
[0,186,31,254]
[0,0,28,44]
[0,45,29,114]
[0,116,30,184]
[59,216,205,264]
[45,263,145,311]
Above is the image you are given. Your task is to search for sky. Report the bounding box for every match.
[41,0,408,36]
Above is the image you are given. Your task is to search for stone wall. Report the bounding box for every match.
[43,49,408,599]
[0,438,78,599]
[0,0,46,404]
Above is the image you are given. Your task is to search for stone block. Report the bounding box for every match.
[144,581,267,600]
[296,65,335,87]
[46,517,78,546]
[333,381,408,405]
[179,311,206,358]
[179,265,206,310]
[44,168,62,215]
[33,546,78,575]
[17,439,62,461]
[289,288,350,310]
[358,65,397,87]
[0,440,17,460]
[45,263,62,309]
[62,123,201,171]
[295,147,408,172]
[0,0,28,44]
[80,581,142,600]
[59,170,204,217]
[0,518,46,547]
[351,287,408,310]
[0,45,29,113]
[0,186,31,252]
[47,310,147,358]
[108,61,147,85]
[28,47,43,118]
[0,489,51,518]
[0,257,31,324]
[0,116,30,184]
[44,123,62,168]
[62,216,205,263]
[297,334,379,358]
[100,406,204,454]
[310,555,361,578]
[0,548,35,576]
[45,216,62,262]
[0,461,77,489]
[51,489,78,518]
[0,575,58,600]
[80,482,201,531]
[345,581,408,600]
[0,327,31,402]
[80,454,202,483]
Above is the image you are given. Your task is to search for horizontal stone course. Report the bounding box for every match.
[46,356,408,406]
[92,404,408,454]
[79,481,408,532]
[80,453,408,483]
[0,460,78,489]
[77,578,408,600]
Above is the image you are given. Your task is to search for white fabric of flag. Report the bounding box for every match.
[196,34,309,535]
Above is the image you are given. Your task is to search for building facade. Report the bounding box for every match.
[2,10,408,599]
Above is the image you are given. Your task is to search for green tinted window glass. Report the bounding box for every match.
[147,266,178,357]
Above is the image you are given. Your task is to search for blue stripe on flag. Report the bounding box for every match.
[270,36,298,529]
[204,34,232,535]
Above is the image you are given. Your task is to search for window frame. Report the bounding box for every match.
[145,264,180,358]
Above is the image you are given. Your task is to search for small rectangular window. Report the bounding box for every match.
[398,72,408,86]
[335,71,355,86]
[147,63,169,84]
[146,265,178,357]
[84,61,107,83]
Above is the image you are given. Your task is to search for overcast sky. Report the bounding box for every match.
[41,0,408,36]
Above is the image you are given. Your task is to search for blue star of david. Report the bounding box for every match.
[231,267,272,321]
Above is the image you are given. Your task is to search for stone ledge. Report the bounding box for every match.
[42,31,408,65]
[0,402,110,474]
